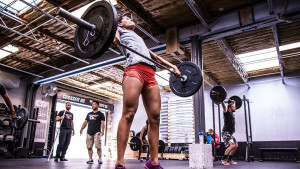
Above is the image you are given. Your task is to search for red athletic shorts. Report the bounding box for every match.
[122,63,158,91]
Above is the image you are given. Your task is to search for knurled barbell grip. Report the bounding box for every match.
[56,7,96,31]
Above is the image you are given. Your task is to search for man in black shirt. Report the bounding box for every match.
[80,101,105,164]
[54,102,74,162]
[221,100,238,166]
[0,82,16,118]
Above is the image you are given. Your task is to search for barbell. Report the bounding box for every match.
[210,85,242,109]
[0,103,28,130]
[128,136,165,153]
[13,108,29,130]
[56,1,203,97]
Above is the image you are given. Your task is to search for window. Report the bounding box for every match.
[236,41,300,72]
[236,47,279,72]
[279,42,300,51]
[71,0,117,18]
[0,45,19,59]
[0,0,43,15]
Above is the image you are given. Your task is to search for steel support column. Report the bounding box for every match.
[191,35,205,143]
[272,24,285,84]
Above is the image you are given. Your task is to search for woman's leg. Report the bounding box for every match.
[116,76,143,166]
[141,85,161,165]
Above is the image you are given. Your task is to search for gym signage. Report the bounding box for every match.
[57,92,113,111]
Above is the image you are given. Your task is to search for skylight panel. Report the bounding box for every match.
[236,47,279,72]
[71,0,117,18]
[0,45,19,59]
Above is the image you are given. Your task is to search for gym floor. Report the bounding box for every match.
[0,158,299,169]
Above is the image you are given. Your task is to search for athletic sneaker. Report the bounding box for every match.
[87,158,93,164]
[115,164,126,169]
[60,158,68,161]
[137,158,144,163]
[221,160,230,165]
[98,158,103,164]
[228,160,237,165]
[144,160,164,169]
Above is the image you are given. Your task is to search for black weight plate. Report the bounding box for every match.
[229,95,242,109]
[169,147,174,153]
[164,146,169,153]
[173,147,177,153]
[176,147,179,153]
[2,119,12,127]
[0,103,8,114]
[210,85,227,104]
[14,108,28,130]
[158,140,165,153]
[167,147,171,153]
[171,147,175,153]
[169,62,203,97]
[74,1,118,59]
[178,147,183,153]
[129,136,141,151]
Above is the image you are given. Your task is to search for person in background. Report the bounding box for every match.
[54,102,74,162]
[0,82,16,118]
[221,100,238,165]
[80,101,105,164]
[208,128,220,161]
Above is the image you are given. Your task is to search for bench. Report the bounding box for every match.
[259,148,299,162]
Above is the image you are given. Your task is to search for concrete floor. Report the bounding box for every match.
[0,158,299,169]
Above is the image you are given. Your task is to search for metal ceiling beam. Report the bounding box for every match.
[0,48,64,72]
[0,63,43,78]
[11,40,59,60]
[185,0,210,30]
[34,55,126,84]
[0,23,89,64]
[36,27,74,47]
[118,0,163,32]
[177,0,300,43]
[215,38,250,88]
[19,0,74,30]
[271,24,285,84]
[267,0,274,14]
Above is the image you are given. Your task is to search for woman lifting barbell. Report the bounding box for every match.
[113,12,180,169]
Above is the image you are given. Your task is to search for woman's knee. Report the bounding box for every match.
[123,109,136,123]
[148,113,160,125]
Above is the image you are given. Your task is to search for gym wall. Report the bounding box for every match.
[204,71,300,142]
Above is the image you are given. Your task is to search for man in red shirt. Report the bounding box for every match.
[208,129,220,161]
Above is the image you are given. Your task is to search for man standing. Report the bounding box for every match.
[221,100,238,165]
[80,101,105,164]
[0,82,16,118]
[54,102,74,162]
